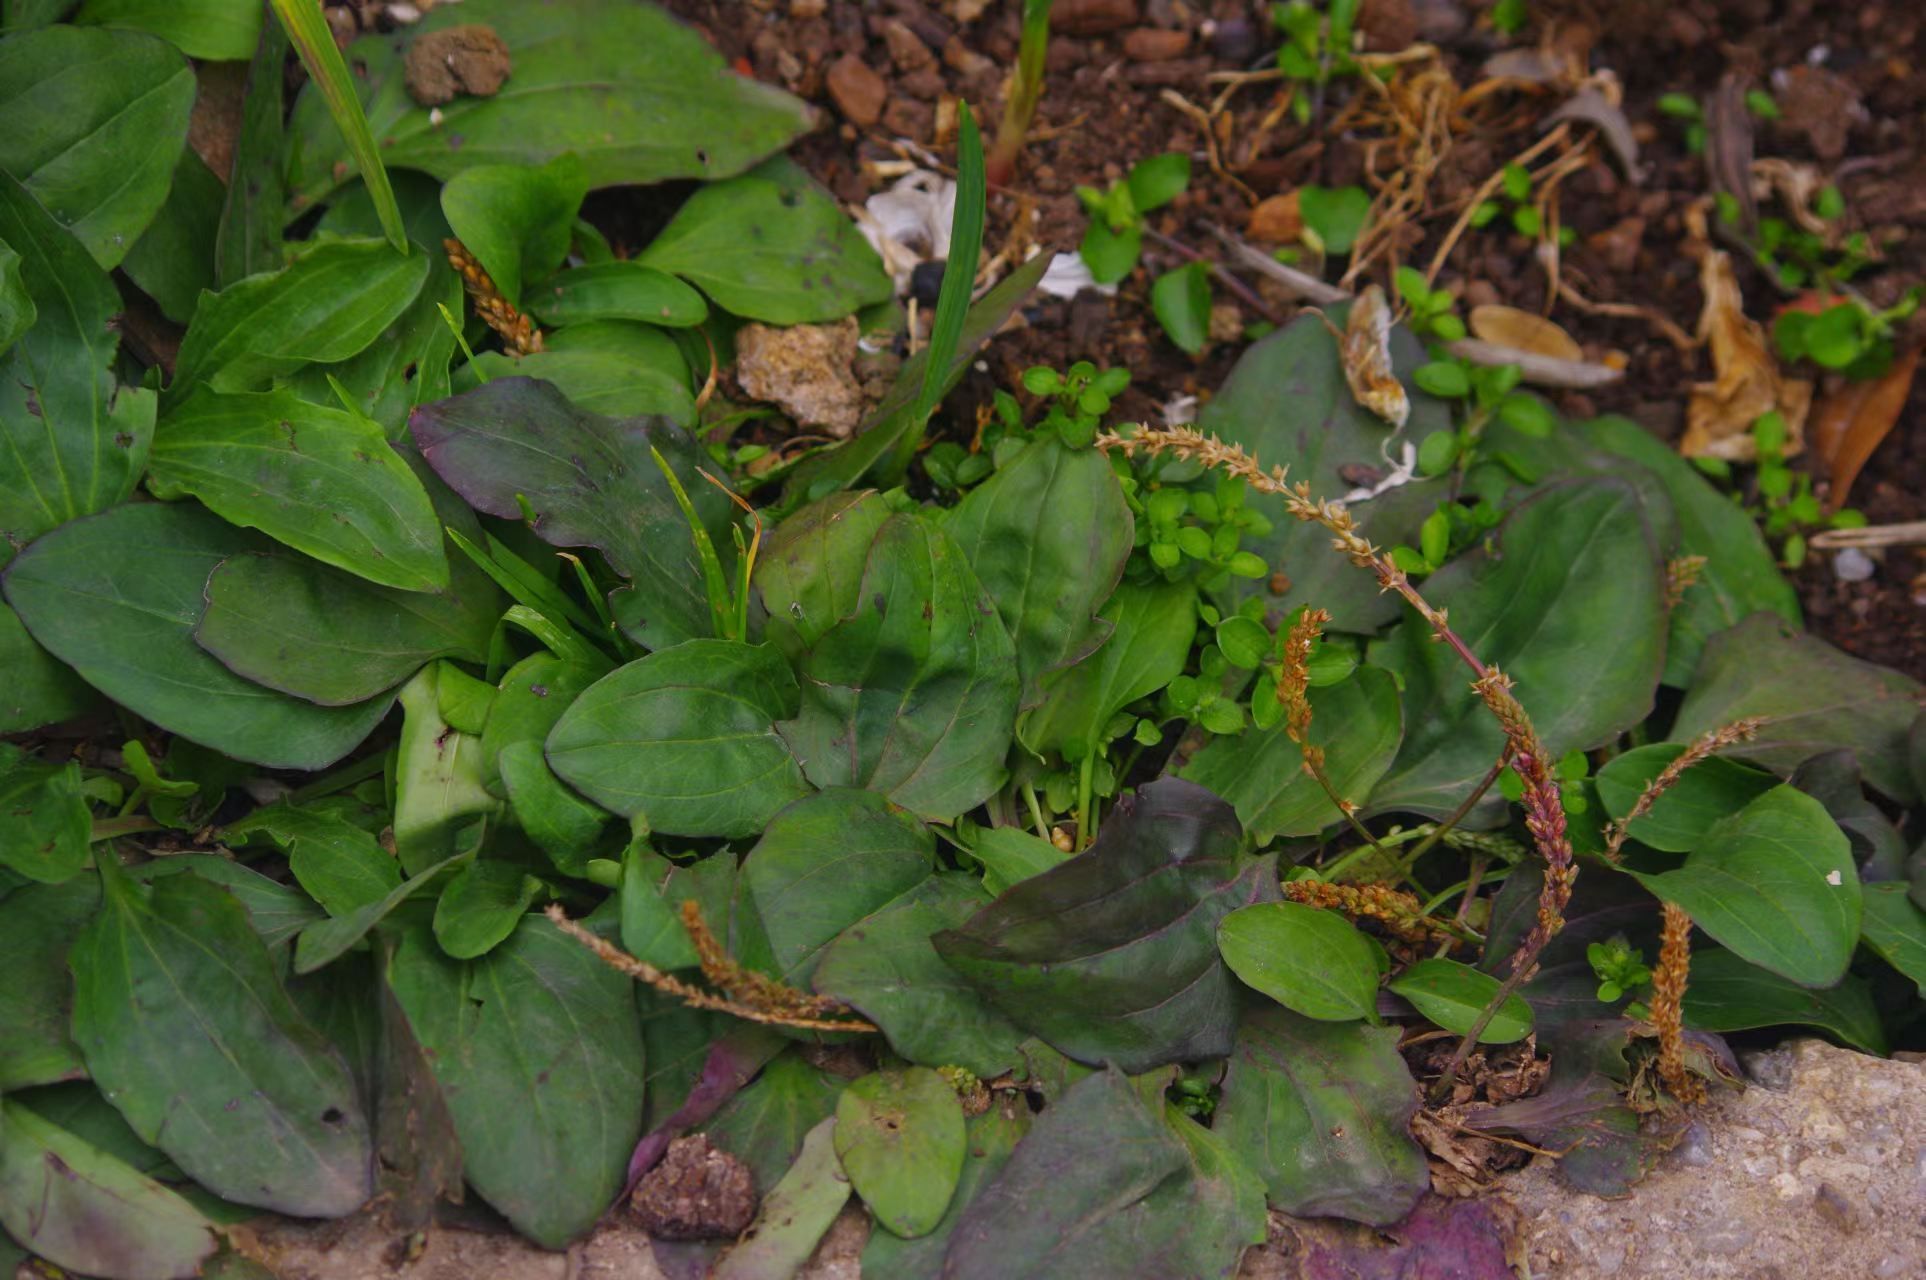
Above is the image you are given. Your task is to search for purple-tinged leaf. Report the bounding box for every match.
[1298,1196,1520,1280]
[934,779,1276,1073]
[628,1027,786,1187]
[410,377,735,651]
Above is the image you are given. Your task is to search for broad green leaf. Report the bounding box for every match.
[120,150,222,323]
[168,236,430,399]
[0,234,31,354]
[945,436,1134,704]
[498,739,610,876]
[214,11,288,287]
[70,863,374,1215]
[289,0,811,204]
[934,779,1276,1073]
[778,513,1019,820]
[411,376,732,650]
[1022,580,1197,758]
[638,159,891,324]
[1682,947,1886,1055]
[480,652,604,797]
[455,320,696,423]
[1214,1006,1429,1225]
[546,639,808,838]
[195,551,493,705]
[440,154,586,307]
[1217,901,1381,1022]
[0,601,96,731]
[945,1065,1263,1280]
[1368,478,1665,819]
[139,855,326,952]
[389,916,645,1248]
[812,873,1025,1078]
[2,502,393,769]
[1388,957,1534,1043]
[620,847,736,973]
[0,876,98,1089]
[971,826,1071,896]
[148,387,447,591]
[0,1096,218,1280]
[1196,311,1453,630]
[834,1068,967,1238]
[1671,612,1924,805]
[703,1051,843,1193]
[79,0,260,60]
[736,788,934,984]
[0,172,156,563]
[782,253,1050,506]
[0,24,193,267]
[754,489,892,662]
[291,852,466,975]
[1790,750,1908,882]
[394,665,499,874]
[0,744,89,883]
[1861,881,1926,996]
[1632,785,1859,988]
[433,863,540,959]
[862,1102,1030,1279]
[1593,742,1779,852]
[1151,261,1212,354]
[224,803,400,917]
[714,1116,850,1280]
[1581,415,1800,684]
[528,261,708,328]
[1184,666,1403,841]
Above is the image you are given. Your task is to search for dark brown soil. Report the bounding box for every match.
[662,0,1926,681]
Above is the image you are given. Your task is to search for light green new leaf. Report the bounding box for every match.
[1671,612,1924,805]
[389,917,646,1249]
[287,0,812,204]
[971,826,1071,897]
[1022,579,1198,759]
[196,551,492,706]
[0,1096,218,1280]
[548,639,809,838]
[0,24,193,267]
[70,863,374,1215]
[2,502,393,769]
[945,436,1134,704]
[0,172,156,564]
[835,1068,967,1239]
[779,513,1019,820]
[433,862,541,959]
[1368,478,1665,819]
[497,740,609,876]
[224,803,400,917]
[480,652,604,797]
[1217,902,1381,1022]
[861,1102,1030,1279]
[394,665,500,875]
[528,261,708,328]
[0,876,99,1089]
[169,236,429,400]
[1184,667,1403,841]
[714,1116,851,1280]
[636,158,893,324]
[1633,785,1859,988]
[0,744,90,883]
[78,0,262,60]
[1861,882,1926,997]
[148,387,447,591]
[440,154,587,307]
[1388,958,1534,1043]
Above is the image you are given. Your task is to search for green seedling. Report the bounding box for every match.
[1657,92,1707,155]
[1588,938,1654,1018]
[986,0,1054,185]
[1394,266,1465,342]
[1716,186,1878,293]
[1772,293,1920,379]
[1298,183,1373,257]
[1694,410,1867,568]
[1470,162,1574,246]
[1078,153,1192,284]
[1273,0,1361,123]
[1127,470,1272,585]
[1491,0,1529,36]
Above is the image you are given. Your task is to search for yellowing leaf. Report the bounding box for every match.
[1337,285,1409,429]
[1680,249,1810,461]
[1468,304,1583,362]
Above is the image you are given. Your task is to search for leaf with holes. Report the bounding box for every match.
[835,1067,967,1238]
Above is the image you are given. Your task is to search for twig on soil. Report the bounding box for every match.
[1200,220,1348,304]
[1442,338,1624,388]
[1809,520,1926,550]
[1557,277,1698,353]
[1158,89,1257,206]
[1142,227,1282,324]
[1422,123,1574,288]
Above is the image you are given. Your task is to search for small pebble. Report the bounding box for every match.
[1833,547,1876,582]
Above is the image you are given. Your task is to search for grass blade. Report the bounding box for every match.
[269,0,407,253]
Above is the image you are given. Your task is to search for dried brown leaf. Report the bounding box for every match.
[1337,284,1410,429]
[1812,342,1922,511]
[1468,304,1583,362]
[1680,249,1810,461]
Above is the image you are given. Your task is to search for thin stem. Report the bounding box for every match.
[1022,781,1050,840]
[91,817,163,842]
[1397,754,1510,870]
[1076,751,1097,847]
[287,751,390,805]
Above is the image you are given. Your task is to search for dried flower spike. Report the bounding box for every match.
[445,237,543,355]
[1651,901,1705,1103]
